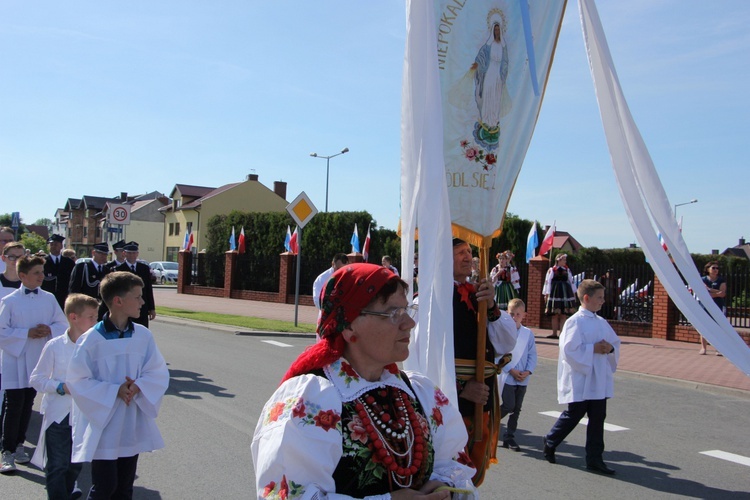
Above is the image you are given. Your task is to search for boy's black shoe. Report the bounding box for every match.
[502,438,521,452]
[542,438,556,464]
[586,460,616,475]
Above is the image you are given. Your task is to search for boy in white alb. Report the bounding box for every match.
[30,293,99,498]
[543,279,620,475]
[0,255,67,474]
[67,271,169,499]
[498,299,537,452]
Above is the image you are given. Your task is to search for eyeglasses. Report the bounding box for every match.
[4,254,23,261]
[710,267,719,270]
[360,304,418,324]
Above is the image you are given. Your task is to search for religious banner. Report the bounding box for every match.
[437,0,566,245]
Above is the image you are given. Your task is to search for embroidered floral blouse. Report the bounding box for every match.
[251,359,477,500]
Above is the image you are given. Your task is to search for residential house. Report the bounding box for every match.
[160,174,288,261]
[62,196,112,257]
[100,192,169,263]
[542,226,584,254]
[722,238,750,260]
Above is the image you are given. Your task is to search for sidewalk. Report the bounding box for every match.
[154,288,750,395]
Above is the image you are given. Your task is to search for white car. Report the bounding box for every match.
[149,261,179,284]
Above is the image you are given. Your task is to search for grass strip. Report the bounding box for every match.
[156,306,316,334]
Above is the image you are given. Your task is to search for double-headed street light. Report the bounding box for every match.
[310,147,349,212]
[674,198,698,219]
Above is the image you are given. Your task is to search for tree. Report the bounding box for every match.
[34,218,53,227]
[20,232,47,254]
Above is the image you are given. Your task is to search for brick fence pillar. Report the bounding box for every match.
[651,274,670,340]
[177,250,192,294]
[224,251,237,298]
[526,256,548,328]
[279,252,295,303]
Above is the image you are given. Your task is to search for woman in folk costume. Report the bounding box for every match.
[252,264,477,499]
[543,254,577,339]
[490,251,520,310]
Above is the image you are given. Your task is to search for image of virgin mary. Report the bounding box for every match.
[472,15,512,151]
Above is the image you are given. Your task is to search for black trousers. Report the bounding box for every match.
[544,398,607,464]
[88,455,139,500]
[1,387,36,453]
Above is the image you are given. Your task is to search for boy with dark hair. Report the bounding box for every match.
[0,242,25,292]
[0,227,15,275]
[543,279,620,475]
[30,293,99,498]
[67,271,169,498]
[0,255,67,474]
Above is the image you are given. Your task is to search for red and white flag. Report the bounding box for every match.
[289,226,299,255]
[539,222,556,256]
[238,227,246,254]
[362,224,371,262]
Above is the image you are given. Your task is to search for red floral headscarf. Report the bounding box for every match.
[281,263,399,382]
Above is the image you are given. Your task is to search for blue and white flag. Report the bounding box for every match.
[284,225,291,252]
[350,223,360,253]
[229,226,236,251]
[526,222,538,263]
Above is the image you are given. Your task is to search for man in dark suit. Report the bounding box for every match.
[41,234,76,309]
[69,242,111,319]
[117,241,156,327]
[105,239,127,272]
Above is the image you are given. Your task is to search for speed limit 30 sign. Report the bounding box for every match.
[108,203,131,225]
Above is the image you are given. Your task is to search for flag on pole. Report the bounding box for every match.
[525,222,538,263]
[362,224,371,262]
[289,226,299,255]
[539,222,556,256]
[350,223,360,253]
[229,226,236,251]
[238,227,246,254]
[284,226,291,252]
[183,229,194,251]
[400,0,566,411]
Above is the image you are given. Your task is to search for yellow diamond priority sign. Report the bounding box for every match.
[286,191,318,229]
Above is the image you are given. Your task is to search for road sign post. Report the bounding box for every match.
[286,192,318,326]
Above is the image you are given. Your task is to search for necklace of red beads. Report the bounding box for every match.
[354,387,425,488]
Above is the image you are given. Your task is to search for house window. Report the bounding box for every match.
[187,221,193,232]
[175,222,180,235]
[95,227,101,238]
[169,223,174,236]
[166,247,180,261]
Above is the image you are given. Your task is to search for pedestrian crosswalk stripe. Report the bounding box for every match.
[261,340,293,347]
[539,411,629,432]
[700,450,750,467]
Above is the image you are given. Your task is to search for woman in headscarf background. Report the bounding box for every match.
[252,264,477,499]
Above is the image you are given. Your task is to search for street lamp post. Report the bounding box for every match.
[310,147,349,212]
[674,198,698,219]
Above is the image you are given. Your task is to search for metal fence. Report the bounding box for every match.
[576,264,656,323]
[235,254,280,293]
[678,271,750,329]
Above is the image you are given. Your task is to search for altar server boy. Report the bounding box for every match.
[67,271,169,498]
[30,293,99,498]
[0,255,67,474]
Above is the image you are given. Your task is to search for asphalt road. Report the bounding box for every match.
[2,318,749,499]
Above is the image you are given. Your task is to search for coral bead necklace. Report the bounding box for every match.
[354,387,425,488]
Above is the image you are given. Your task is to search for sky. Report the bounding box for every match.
[1,0,747,255]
